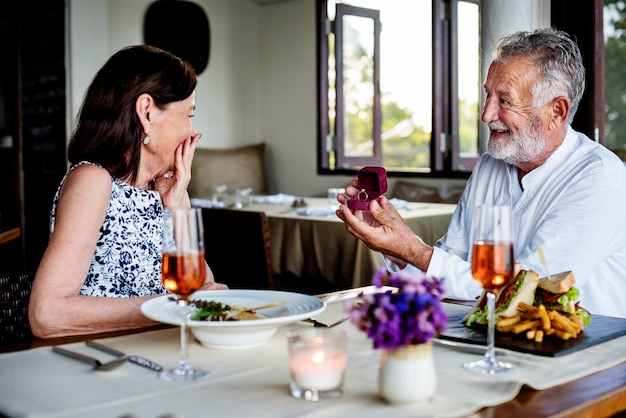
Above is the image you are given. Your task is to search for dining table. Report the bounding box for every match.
[1,286,625,418]
[212,195,457,290]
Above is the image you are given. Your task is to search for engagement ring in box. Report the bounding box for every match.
[347,166,388,210]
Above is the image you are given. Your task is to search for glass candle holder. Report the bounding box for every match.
[286,327,348,401]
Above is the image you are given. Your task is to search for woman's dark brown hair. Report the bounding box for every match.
[68,45,197,183]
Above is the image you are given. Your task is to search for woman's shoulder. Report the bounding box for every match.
[51,162,113,233]
[69,161,108,175]
[61,162,113,195]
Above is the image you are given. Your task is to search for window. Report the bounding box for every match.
[318,0,481,176]
[333,4,382,169]
[604,0,626,162]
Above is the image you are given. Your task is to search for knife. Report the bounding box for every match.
[432,338,507,357]
[86,340,163,372]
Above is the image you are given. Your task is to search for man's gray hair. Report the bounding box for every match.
[493,28,586,125]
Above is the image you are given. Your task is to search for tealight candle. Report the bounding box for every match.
[289,348,347,390]
[286,328,348,401]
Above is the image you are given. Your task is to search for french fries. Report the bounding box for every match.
[495,302,583,342]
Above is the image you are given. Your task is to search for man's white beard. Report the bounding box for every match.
[487,118,547,165]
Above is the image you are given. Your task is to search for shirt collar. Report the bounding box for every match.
[520,126,576,188]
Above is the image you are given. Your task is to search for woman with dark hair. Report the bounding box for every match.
[29,45,227,338]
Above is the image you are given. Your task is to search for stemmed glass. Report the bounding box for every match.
[160,207,210,381]
[464,205,515,374]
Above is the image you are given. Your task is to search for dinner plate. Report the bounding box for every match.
[141,289,326,349]
[440,313,626,357]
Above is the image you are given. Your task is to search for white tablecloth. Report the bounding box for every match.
[1,299,625,418]
[240,197,457,288]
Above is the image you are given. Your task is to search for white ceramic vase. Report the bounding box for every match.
[379,341,436,404]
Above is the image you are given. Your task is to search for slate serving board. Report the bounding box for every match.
[439,313,626,357]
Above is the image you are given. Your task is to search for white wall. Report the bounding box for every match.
[479,0,551,149]
[70,0,262,148]
[69,0,548,197]
[68,0,109,125]
[258,1,347,194]
[68,0,352,196]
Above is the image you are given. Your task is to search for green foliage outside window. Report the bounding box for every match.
[605,0,626,161]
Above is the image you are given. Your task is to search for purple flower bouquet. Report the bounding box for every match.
[345,267,448,351]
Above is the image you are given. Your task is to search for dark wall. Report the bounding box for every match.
[0,2,22,272]
[20,1,67,271]
[0,0,67,273]
[551,0,604,143]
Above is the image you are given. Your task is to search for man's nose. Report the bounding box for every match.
[481,99,499,124]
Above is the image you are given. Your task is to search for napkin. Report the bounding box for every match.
[191,198,225,208]
[252,193,296,204]
[296,206,336,217]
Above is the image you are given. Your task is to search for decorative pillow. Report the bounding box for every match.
[189,143,267,198]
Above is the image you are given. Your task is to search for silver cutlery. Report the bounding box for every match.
[303,316,350,328]
[432,338,507,356]
[52,346,127,371]
[86,340,163,372]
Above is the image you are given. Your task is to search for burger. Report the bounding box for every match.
[464,267,591,329]
[464,268,539,326]
[534,270,590,328]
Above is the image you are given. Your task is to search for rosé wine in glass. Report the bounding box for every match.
[471,241,515,291]
[464,205,515,375]
[162,252,206,298]
[160,208,210,381]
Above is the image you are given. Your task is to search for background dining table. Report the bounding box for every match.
[1,286,625,418]
[239,196,457,289]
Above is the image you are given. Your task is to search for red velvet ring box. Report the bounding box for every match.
[347,166,388,210]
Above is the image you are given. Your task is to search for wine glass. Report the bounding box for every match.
[160,207,210,381]
[464,205,515,374]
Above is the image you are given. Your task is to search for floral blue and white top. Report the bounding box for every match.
[50,161,168,297]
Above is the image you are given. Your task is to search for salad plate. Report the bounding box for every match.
[141,289,326,349]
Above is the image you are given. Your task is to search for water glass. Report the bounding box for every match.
[327,188,345,208]
[234,187,253,208]
[211,184,227,204]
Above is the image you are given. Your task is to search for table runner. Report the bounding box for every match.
[1,302,624,418]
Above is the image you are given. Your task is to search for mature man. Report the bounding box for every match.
[337,28,626,319]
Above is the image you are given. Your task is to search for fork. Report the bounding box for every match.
[85,341,163,372]
[303,316,350,328]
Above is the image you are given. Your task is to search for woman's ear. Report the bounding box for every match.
[136,93,153,132]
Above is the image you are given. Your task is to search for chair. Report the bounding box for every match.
[0,271,34,344]
[0,227,25,273]
[199,208,274,290]
[0,227,21,246]
[189,142,268,198]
